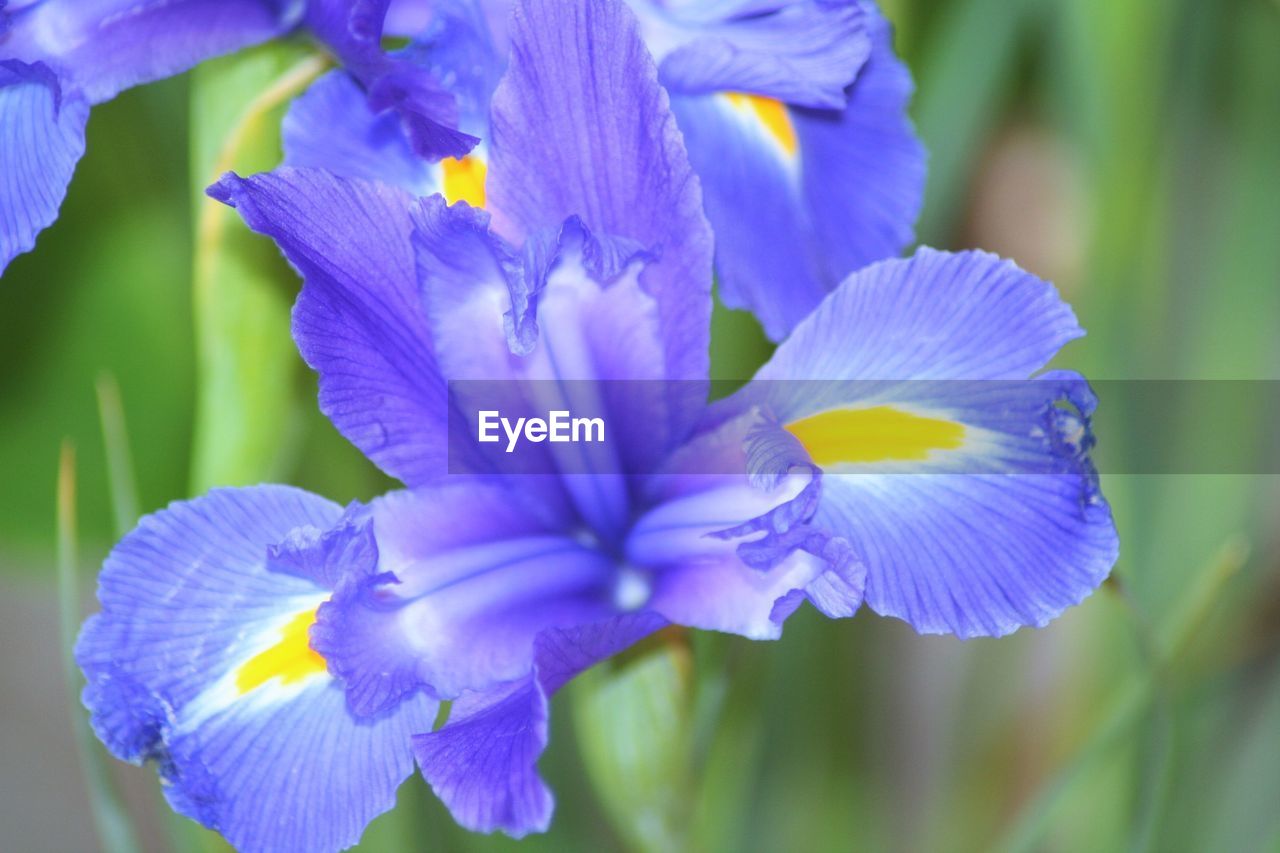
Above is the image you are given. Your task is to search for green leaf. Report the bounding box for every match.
[188,41,329,492]
[572,630,696,852]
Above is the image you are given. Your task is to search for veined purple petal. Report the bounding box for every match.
[290,2,502,176]
[210,168,450,487]
[409,0,505,135]
[732,249,1117,637]
[76,486,437,853]
[669,91,824,339]
[750,249,1084,404]
[413,612,667,837]
[3,0,300,105]
[487,0,715,444]
[635,0,870,108]
[819,466,1116,638]
[0,59,86,276]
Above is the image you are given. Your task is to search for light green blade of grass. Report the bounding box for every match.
[56,442,141,853]
[95,374,140,537]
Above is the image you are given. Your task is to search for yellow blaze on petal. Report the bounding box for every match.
[785,406,966,467]
[235,609,327,695]
[724,92,797,157]
[441,155,487,208]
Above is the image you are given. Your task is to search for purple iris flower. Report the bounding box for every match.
[76,0,1117,850]
[286,0,924,340]
[0,0,473,277]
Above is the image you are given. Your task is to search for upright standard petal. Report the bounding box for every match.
[670,0,924,340]
[413,613,667,837]
[76,486,438,853]
[411,197,671,508]
[736,249,1118,637]
[210,168,449,487]
[0,60,86,275]
[487,0,715,420]
[3,0,300,104]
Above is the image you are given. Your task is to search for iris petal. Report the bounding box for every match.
[735,249,1117,636]
[795,1,925,303]
[76,486,436,853]
[210,168,452,487]
[751,249,1084,395]
[638,0,870,108]
[305,0,477,159]
[487,0,715,441]
[672,1,924,340]
[635,413,865,635]
[3,0,299,105]
[0,60,87,276]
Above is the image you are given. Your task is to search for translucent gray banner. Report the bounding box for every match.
[444,379,1280,475]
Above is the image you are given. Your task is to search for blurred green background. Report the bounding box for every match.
[1,0,1277,850]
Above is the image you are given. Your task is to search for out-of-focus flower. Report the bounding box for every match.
[0,0,474,276]
[623,0,927,339]
[75,0,1116,849]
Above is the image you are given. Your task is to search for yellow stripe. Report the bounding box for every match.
[785,406,965,466]
[724,92,797,157]
[235,608,327,695]
[441,155,487,208]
